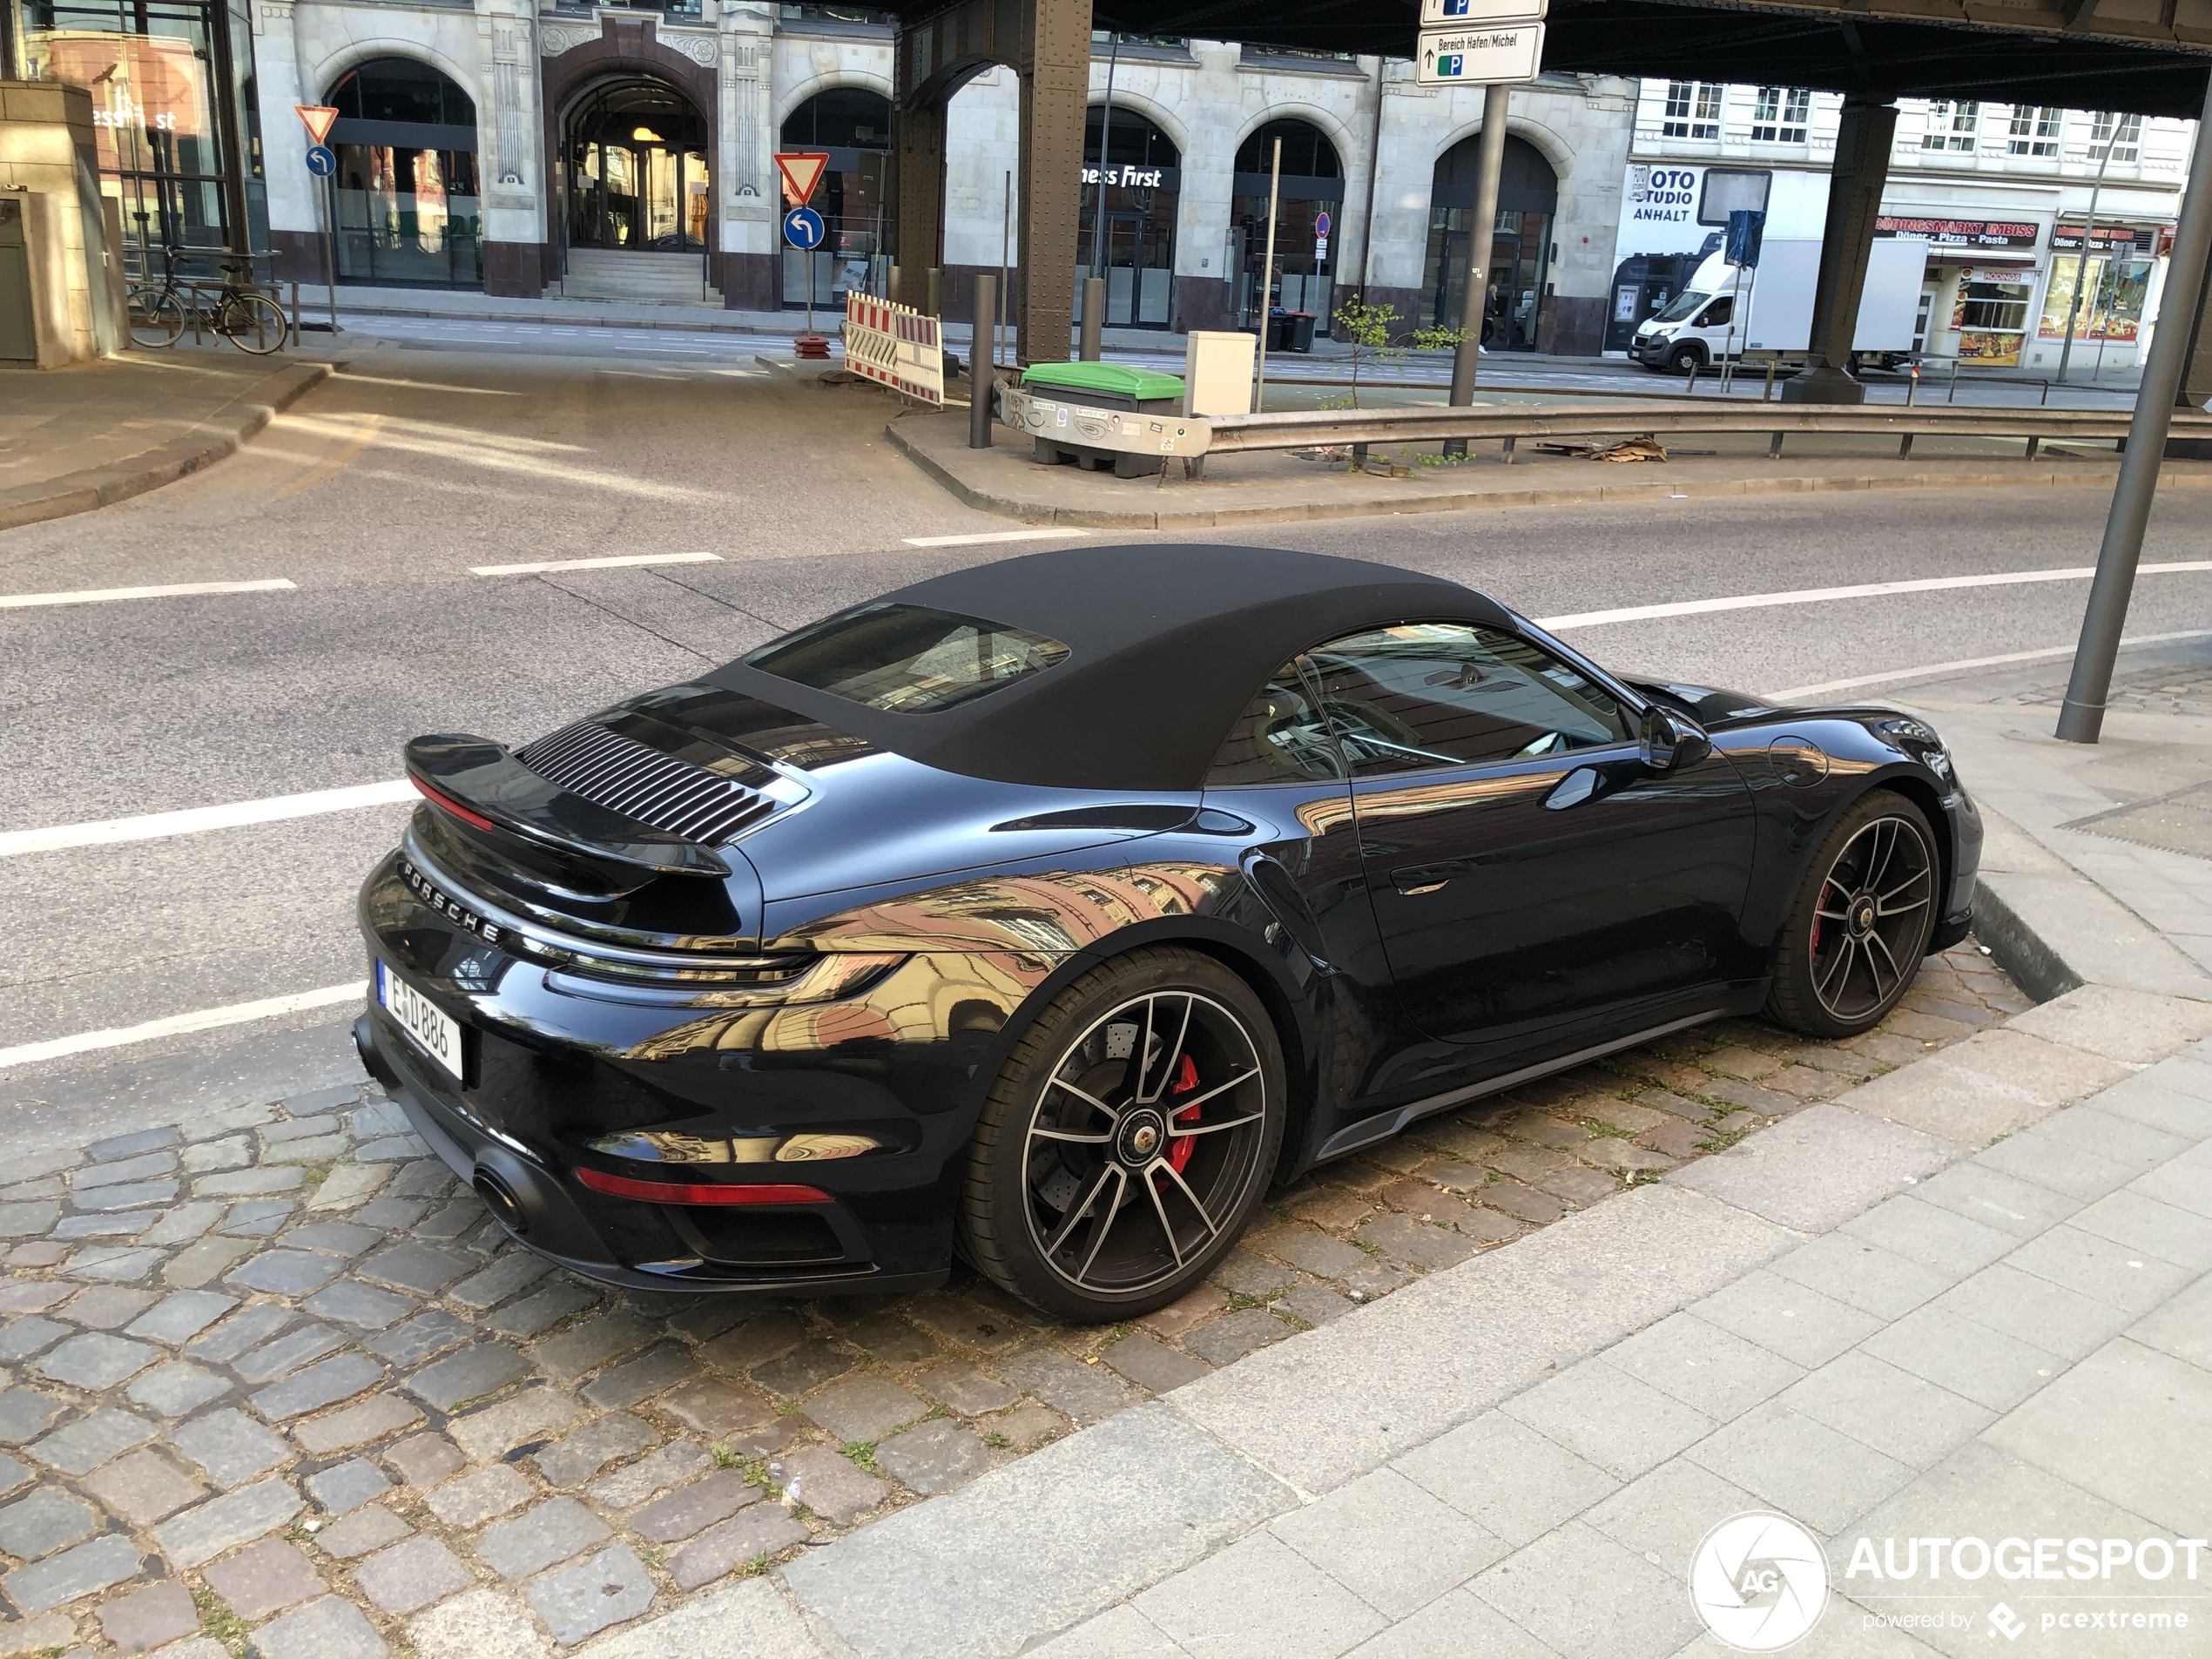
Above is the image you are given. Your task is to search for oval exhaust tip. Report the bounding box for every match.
[473,1168,529,1236]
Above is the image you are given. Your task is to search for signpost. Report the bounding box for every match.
[776,152,831,357]
[1314,207,1331,265]
[1415,20,1544,85]
[294,104,341,334]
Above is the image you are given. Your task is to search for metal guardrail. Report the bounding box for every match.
[1201,400,2212,462]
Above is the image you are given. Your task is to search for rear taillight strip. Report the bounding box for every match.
[573,1168,831,1205]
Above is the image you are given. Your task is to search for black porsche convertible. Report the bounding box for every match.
[355,545,1979,1321]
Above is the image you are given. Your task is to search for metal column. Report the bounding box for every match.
[1443,84,1508,456]
[1016,0,1091,363]
[1782,96,1898,405]
[2056,74,2212,745]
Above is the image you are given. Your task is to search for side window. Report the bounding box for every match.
[1303,624,1631,776]
[1206,660,1346,786]
[1701,294,1734,327]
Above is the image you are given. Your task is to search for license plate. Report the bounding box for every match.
[377,960,464,1083]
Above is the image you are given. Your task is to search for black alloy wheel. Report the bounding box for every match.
[1768,790,1939,1037]
[959,948,1285,1321]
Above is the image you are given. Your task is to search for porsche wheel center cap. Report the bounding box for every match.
[1118,1111,1165,1165]
[1850,894,1878,937]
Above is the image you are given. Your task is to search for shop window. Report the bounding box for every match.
[1923,101,1980,152]
[2006,106,2062,158]
[2090,112,2141,164]
[1750,87,1810,144]
[1081,105,1181,329]
[779,88,892,307]
[1424,133,1556,349]
[1952,273,2032,365]
[1231,119,1338,337]
[1661,81,1722,140]
[327,57,482,288]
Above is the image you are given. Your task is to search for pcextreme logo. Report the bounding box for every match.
[1689,1512,1830,1651]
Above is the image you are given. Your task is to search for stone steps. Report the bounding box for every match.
[559,250,720,307]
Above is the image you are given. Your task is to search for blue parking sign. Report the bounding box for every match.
[783,206,825,250]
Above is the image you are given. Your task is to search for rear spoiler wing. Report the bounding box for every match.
[404,734,732,878]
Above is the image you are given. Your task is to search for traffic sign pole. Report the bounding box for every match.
[295,107,343,335]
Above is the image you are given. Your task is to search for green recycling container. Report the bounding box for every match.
[1021,361,1186,414]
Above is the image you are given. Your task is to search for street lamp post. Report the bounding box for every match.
[2055,75,2212,745]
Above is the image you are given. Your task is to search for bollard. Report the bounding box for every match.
[1899,432,1915,459]
[2027,435,2041,460]
[1685,359,1699,396]
[1762,360,1777,401]
[1080,276,1104,362]
[970,273,996,450]
[290,281,300,347]
[1769,431,1785,460]
[1501,435,1516,465]
[927,266,941,320]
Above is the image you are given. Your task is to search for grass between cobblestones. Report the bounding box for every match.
[0,944,2024,1654]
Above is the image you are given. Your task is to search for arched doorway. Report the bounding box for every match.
[326,57,482,288]
[1424,134,1558,349]
[780,89,892,309]
[1076,105,1179,330]
[1235,118,1342,338]
[564,78,708,255]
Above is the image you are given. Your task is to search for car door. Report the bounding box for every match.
[1199,658,1406,1082]
[1304,622,1756,1067]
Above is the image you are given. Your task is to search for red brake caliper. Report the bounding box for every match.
[1168,1054,1201,1173]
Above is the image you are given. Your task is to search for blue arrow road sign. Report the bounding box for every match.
[783,206,825,250]
[306,144,336,178]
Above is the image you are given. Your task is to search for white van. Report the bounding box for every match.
[1630,239,1926,374]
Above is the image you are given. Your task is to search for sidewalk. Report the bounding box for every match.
[0,349,328,536]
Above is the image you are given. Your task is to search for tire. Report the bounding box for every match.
[958,947,1286,1322]
[1766,789,1941,1038]
[127,287,184,349]
[1667,343,1704,375]
[219,291,288,354]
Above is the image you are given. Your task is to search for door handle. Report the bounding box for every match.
[1392,860,1473,895]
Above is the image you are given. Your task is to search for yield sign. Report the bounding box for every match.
[775,152,829,206]
[295,104,341,146]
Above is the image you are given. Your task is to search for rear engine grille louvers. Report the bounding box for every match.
[516,720,779,846]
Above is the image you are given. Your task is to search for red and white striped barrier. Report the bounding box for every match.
[843,293,945,408]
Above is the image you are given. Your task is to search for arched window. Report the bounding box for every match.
[779,90,892,307]
[1231,119,1343,336]
[1077,106,1180,328]
[1423,134,1558,348]
[325,57,482,289]
[564,78,710,255]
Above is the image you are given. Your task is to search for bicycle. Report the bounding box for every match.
[128,252,288,355]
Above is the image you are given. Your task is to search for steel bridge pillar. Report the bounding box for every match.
[2168,234,2212,457]
[1783,96,1898,406]
[894,0,1091,364]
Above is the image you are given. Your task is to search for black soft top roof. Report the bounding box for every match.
[703,544,1512,791]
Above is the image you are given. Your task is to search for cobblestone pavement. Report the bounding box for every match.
[0,945,2021,1658]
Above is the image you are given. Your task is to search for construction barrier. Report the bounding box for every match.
[843,293,944,407]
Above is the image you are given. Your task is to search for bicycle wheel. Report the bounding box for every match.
[127,287,185,349]
[218,291,289,355]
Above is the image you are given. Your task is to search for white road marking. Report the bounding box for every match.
[470,552,725,577]
[0,579,296,611]
[1534,561,2212,632]
[0,780,419,860]
[902,529,1092,548]
[0,983,366,1071]
[1768,628,2212,703]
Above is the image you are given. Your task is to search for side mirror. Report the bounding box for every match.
[1640,705,1711,774]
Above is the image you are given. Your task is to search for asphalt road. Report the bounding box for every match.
[2,334,2205,1138]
